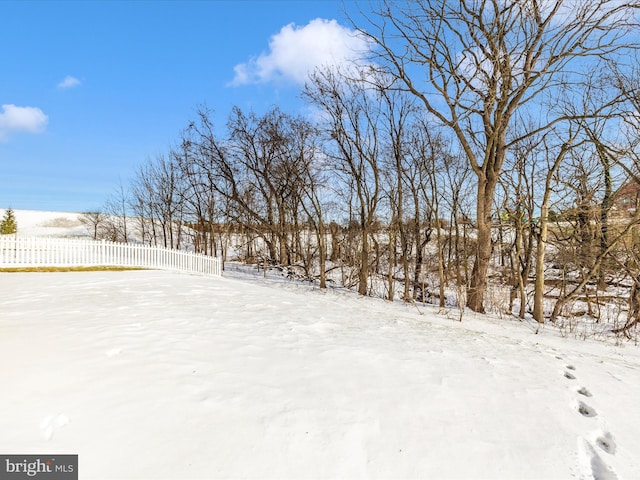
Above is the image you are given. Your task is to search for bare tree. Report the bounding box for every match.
[498,132,539,318]
[439,152,474,299]
[304,67,384,296]
[294,126,331,288]
[357,0,640,312]
[182,106,324,274]
[531,131,579,323]
[103,180,130,242]
[405,121,450,307]
[129,163,158,245]
[79,211,107,240]
[173,140,224,257]
[375,77,416,301]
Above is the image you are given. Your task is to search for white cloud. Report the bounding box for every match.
[230,18,372,86]
[58,76,81,89]
[0,104,48,141]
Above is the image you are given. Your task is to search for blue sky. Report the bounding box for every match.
[0,0,369,212]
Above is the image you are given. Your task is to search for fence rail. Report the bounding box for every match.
[0,236,222,276]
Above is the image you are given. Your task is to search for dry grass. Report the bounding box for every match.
[0,266,150,273]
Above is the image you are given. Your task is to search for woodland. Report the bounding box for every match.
[84,1,640,339]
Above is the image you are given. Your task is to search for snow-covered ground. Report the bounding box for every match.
[0,209,88,238]
[1,267,640,479]
[2,209,639,478]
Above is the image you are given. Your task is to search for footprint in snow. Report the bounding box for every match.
[565,365,619,478]
[581,439,618,480]
[577,387,592,397]
[577,401,598,418]
[596,431,617,455]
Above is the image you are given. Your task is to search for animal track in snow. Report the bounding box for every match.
[564,371,576,380]
[566,365,576,370]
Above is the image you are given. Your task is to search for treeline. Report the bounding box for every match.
[91,65,640,328]
[95,86,478,303]
[88,1,640,332]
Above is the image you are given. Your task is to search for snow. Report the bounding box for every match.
[1,267,640,479]
[2,209,640,479]
[0,209,88,238]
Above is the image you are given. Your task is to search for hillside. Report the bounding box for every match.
[0,209,89,238]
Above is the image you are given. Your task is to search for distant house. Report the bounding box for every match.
[611,180,640,217]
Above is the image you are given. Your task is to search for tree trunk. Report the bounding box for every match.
[387,225,395,301]
[318,223,327,289]
[359,228,369,295]
[467,178,496,313]
[533,211,548,323]
[514,220,526,318]
[436,218,446,308]
[598,144,612,290]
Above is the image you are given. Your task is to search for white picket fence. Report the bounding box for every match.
[0,236,222,276]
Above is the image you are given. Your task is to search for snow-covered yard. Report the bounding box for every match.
[1,268,639,479]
